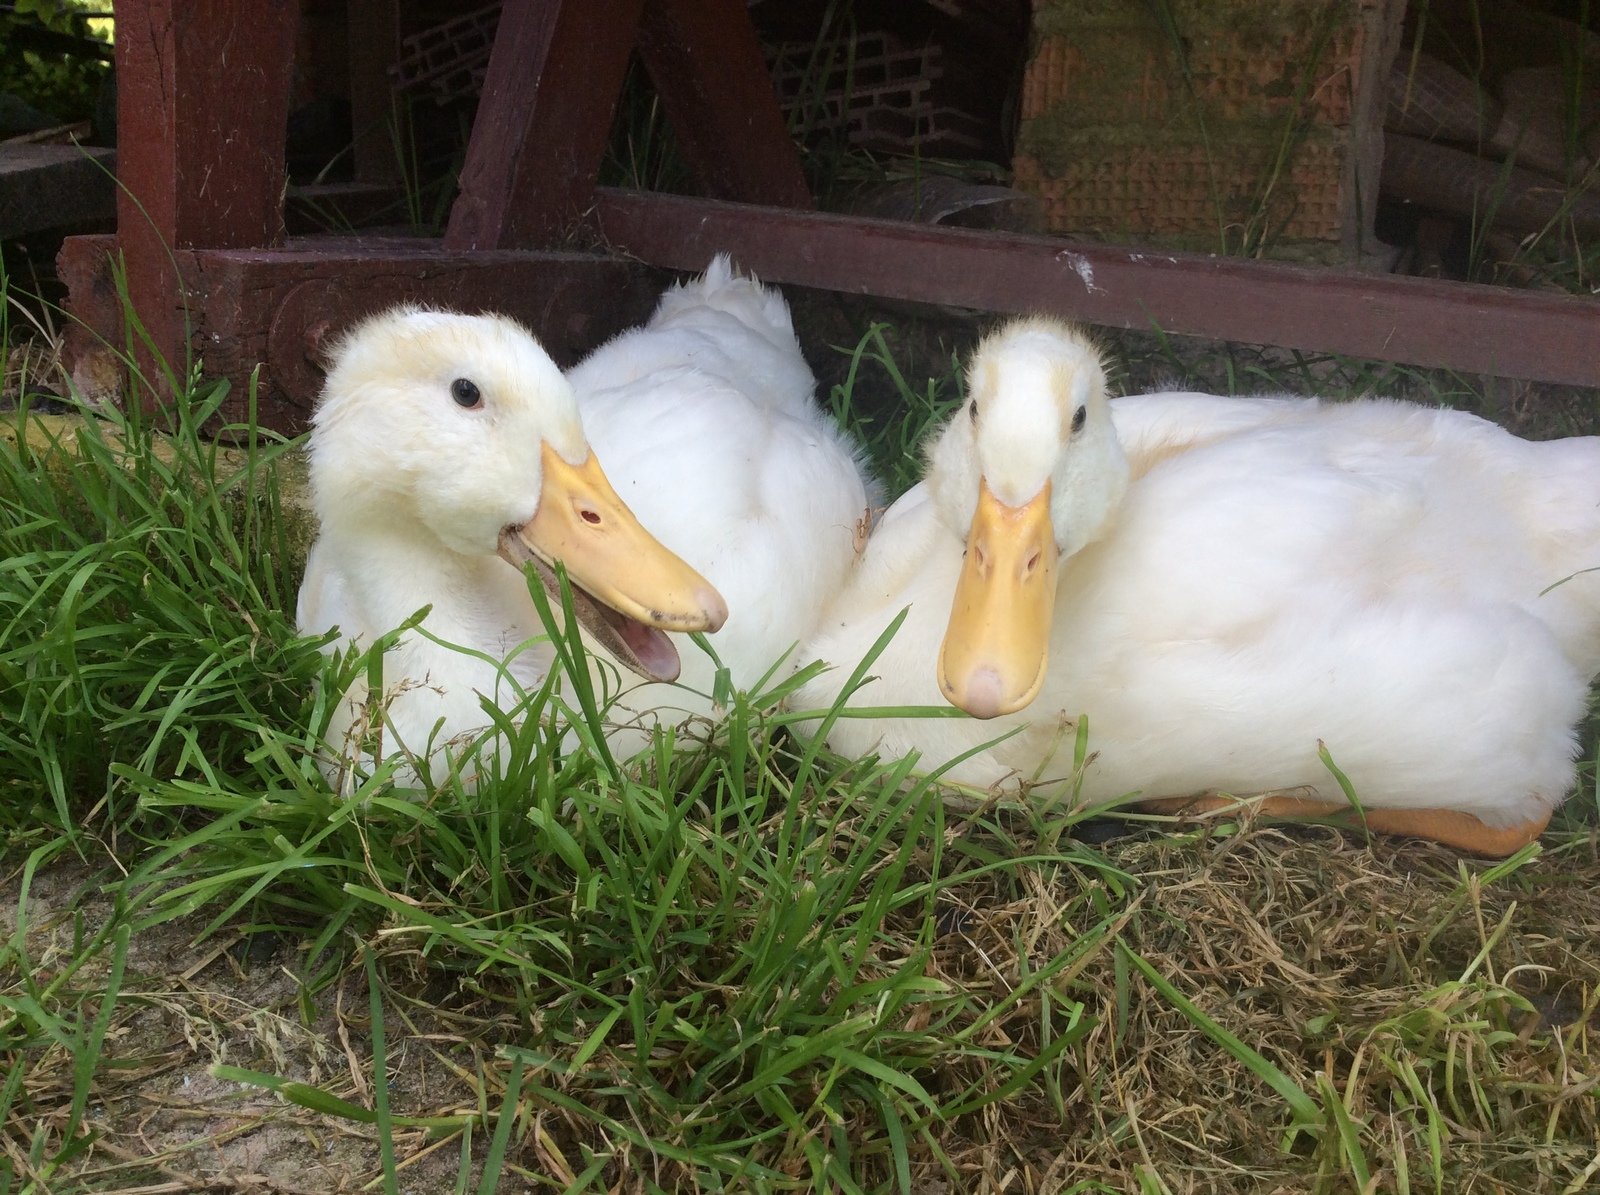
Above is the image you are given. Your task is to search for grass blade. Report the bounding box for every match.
[1118,941,1320,1136]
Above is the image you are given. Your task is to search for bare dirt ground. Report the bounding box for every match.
[3,856,482,1194]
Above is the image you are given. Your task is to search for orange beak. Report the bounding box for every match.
[937,478,1057,718]
[497,443,728,681]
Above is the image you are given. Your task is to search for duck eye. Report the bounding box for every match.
[1071,406,1087,433]
[968,400,978,423]
[451,378,482,408]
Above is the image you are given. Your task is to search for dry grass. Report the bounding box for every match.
[6,815,1598,1193]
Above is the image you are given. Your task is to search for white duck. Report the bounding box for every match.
[564,254,876,748]
[297,307,727,787]
[299,259,874,784]
[796,318,1600,855]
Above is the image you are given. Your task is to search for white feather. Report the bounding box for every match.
[298,264,877,784]
[569,256,877,752]
[797,320,1600,833]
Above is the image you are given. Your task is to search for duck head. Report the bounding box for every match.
[308,307,728,682]
[926,319,1126,718]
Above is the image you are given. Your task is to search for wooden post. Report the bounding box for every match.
[444,0,645,250]
[347,0,406,183]
[112,0,298,402]
[636,0,811,208]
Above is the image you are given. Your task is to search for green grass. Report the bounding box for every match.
[2,272,1599,1192]
[0,286,1132,1188]
[825,322,967,497]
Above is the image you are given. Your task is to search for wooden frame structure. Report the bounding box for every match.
[64,0,1600,432]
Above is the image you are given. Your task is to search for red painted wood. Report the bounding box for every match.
[62,233,668,432]
[444,0,644,250]
[347,0,406,183]
[113,0,298,397]
[636,0,811,208]
[592,188,1600,388]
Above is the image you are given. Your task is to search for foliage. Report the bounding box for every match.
[0,1,110,128]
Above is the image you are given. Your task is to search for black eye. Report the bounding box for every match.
[1071,406,1087,433]
[968,400,978,423]
[451,377,482,408]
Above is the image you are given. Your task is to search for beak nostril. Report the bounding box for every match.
[579,507,602,525]
[1024,550,1041,575]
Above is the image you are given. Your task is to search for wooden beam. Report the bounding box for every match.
[60,234,668,431]
[346,0,406,183]
[113,0,299,396]
[0,144,115,239]
[636,0,811,208]
[592,188,1600,388]
[444,0,644,250]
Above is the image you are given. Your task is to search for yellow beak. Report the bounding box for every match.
[505,442,728,634]
[937,479,1058,719]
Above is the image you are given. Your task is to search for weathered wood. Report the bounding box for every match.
[1384,134,1600,241]
[636,0,811,208]
[285,180,405,233]
[56,232,127,410]
[60,233,668,431]
[78,0,1596,439]
[346,0,406,183]
[112,0,299,396]
[592,188,1600,388]
[0,144,115,238]
[444,0,644,250]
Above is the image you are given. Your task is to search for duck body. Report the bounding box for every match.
[797,322,1600,849]
[568,255,876,740]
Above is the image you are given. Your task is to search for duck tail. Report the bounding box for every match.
[652,253,796,345]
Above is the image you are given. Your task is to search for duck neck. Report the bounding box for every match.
[323,521,531,651]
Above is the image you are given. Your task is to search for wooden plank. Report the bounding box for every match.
[60,233,669,432]
[114,1,299,245]
[113,0,299,398]
[0,144,115,238]
[636,0,811,208]
[285,181,404,234]
[444,0,644,250]
[592,188,1600,388]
